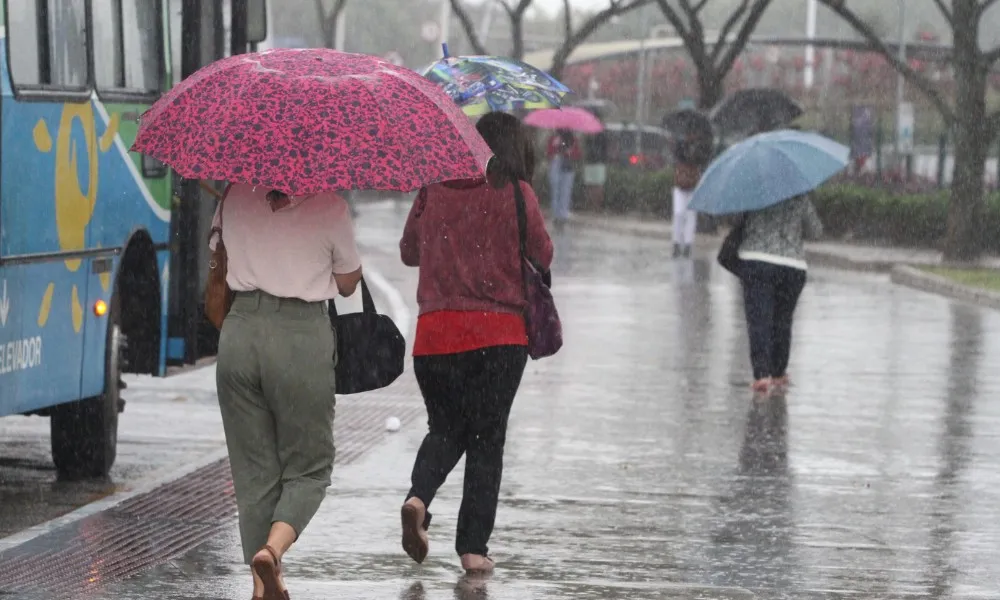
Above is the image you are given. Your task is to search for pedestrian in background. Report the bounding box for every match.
[546,128,581,226]
[212,185,362,600]
[398,112,554,574]
[737,193,823,395]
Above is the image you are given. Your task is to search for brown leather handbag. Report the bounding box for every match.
[205,194,234,330]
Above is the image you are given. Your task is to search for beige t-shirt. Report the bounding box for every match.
[209,184,361,302]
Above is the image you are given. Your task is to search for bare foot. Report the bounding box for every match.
[460,553,495,574]
[401,497,429,564]
[751,378,772,396]
[251,545,288,600]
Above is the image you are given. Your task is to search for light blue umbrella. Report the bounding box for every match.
[688,129,849,215]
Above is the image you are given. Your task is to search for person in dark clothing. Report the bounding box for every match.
[398,112,555,574]
[737,194,824,395]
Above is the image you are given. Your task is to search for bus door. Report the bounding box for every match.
[1,1,94,411]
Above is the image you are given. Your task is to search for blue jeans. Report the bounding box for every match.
[548,157,575,221]
[739,260,807,380]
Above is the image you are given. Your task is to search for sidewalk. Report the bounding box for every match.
[570,212,1000,273]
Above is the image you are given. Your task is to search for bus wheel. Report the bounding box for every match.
[51,291,123,480]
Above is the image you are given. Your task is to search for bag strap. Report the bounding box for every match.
[209,183,233,244]
[328,277,375,318]
[511,178,530,281]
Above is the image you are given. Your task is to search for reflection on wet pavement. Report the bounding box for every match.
[38,204,1000,598]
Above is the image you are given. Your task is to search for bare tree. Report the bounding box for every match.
[550,0,652,79]
[819,0,998,261]
[314,0,349,49]
[449,0,534,59]
[653,0,773,110]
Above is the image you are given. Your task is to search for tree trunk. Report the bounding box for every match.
[696,68,723,111]
[510,17,525,60]
[942,1,990,262]
[944,106,989,262]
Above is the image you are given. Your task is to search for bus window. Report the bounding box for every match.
[93,0,162,93]
[8,0,88,88]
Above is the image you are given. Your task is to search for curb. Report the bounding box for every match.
[803,249,896,274]
[891,265,1000,311]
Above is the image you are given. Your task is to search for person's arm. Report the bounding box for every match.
[399,188,426,267]
[802,196,824,240]
[329,195,363,297]
[520,182,555,270]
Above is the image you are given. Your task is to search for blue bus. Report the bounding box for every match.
[0,0,269,479]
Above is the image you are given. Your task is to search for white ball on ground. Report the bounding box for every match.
[385,416,402,432]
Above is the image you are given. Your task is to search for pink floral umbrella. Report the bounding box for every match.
[523,107,604,134]
[131,48,493,194]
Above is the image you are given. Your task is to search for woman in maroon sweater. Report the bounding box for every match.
[398,113,554,574]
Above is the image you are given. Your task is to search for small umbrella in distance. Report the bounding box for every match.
[422,44,573,116]
[710,88,804,135]
[523,107,604,134]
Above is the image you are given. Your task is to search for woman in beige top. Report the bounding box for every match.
[210,184,362,600]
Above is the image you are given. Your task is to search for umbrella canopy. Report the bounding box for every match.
[422,55,572,116]
[688,130,849,215]
[131,48,493,195]
[710,88,804,134]
[523,107,604,133]
[662,109,712,139]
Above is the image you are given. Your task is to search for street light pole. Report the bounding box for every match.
[804,0,817,89]
[894,0,907,165]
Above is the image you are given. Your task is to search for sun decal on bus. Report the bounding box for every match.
[33,102,119,333]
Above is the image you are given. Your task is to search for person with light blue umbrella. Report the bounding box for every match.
[690,129,848,396]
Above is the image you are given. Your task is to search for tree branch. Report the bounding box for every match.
[712,0,771,77]
[550,0,650,78]
[985,44,1000,64]
[932,0,954,25]
[818,0,955,123]
[693,0,709,12]
[709,0,750,66]
[448,0,489,55]
[654,0,706,63]
[980,0,1000,16]
[562,0,573,42]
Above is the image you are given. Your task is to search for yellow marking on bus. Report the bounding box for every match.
[33,120,52,153]
[38,283,54,327]
[99,113,119,152]
[34,102,116,333]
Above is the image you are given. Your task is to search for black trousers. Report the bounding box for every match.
[740,261,807,380]
[407,345,528,557]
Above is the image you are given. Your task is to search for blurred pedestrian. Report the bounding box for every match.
[737,193,823,395]
[211,185,362,600]
[672,161,700,258]
[398,112,554,574]
[546,128,581,225]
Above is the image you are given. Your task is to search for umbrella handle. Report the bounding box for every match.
[442,43,450,59]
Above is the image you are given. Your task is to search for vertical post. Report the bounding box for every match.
[635,36,647,157]
[334,7,347,51]
[438,0,451,52]
[231,0,248,56]
[894,0,907,167]
[804,0,817,89]
[876,116,883,177]
[937,132,947,188]
[176,0,204,365]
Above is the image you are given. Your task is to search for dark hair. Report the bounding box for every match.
[476,112,528,187]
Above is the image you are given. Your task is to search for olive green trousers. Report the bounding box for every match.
[216,291,336,564]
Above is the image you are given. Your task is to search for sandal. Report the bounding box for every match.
[460,553,495,574]
[401,499,430,564]
[251,544,289,600]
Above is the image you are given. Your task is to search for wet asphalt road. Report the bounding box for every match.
[8,200,1000,599]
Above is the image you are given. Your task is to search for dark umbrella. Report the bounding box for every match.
[711,88,804,135]
[663,109,714,167]
[662,109,713,139]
